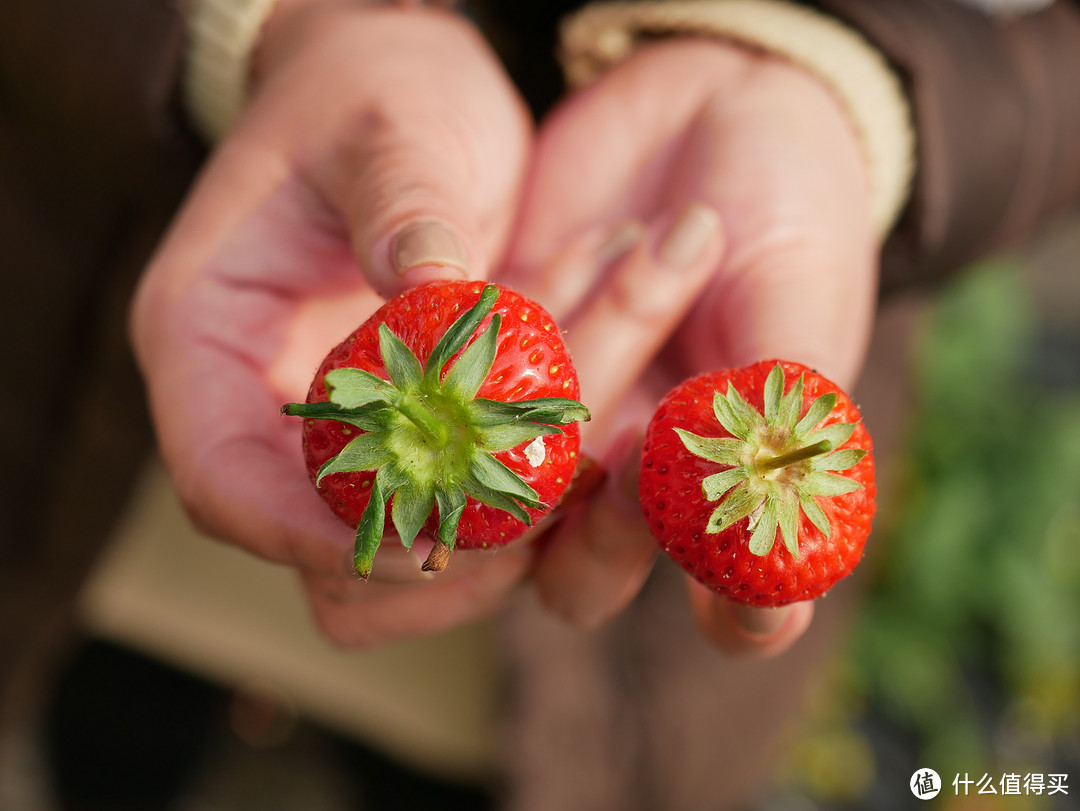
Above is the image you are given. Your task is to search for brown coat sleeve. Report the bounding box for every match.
[0,1,203,674]
[809,0,1080,292]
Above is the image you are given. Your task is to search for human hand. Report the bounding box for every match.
[131,1,535,647]
[499,39,877,656]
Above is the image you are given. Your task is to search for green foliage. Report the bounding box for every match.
[784,262,1080,802]
[856,262,1080,771]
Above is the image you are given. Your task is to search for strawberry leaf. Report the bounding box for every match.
[675,429,744,467]
[795,393,838,435]
[805,421,857,451]
[476,422,560,454]
[775,372,805,430]
[424,284,500,385]
[702,466,749,501]
[469,452,543,510]
[434,486,468,546]
[803,472,863,497]
[777,487,801,557]
[315,431,393,485]
[378,323,423,390]
[324,368,397,408]
[442,314,501,400]
[470,398,591,427]
[706,480,764,534]
[810,448,867,472]
[391,481,435,550]
[748,494,779,556]
[763,363,785,423]
[800,492,832,538]
[354,465,406,577]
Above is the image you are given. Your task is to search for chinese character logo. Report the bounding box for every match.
[911,768,942,800]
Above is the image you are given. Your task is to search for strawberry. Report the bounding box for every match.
[283,281,590,577]
[639,360,875,607]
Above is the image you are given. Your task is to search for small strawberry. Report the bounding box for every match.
[283,281,590,577]
[639,360,875,607]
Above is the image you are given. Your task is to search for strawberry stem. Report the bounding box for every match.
[758,439,833,473]
[396,393,450,444]
[422,540,453,573]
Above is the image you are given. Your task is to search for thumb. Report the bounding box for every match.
[315,122,480,297]
[688,239,878,390]
[310,83,530,299]
[254,5,531,298]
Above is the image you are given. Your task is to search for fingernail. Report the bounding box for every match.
[657,204,721,269]
[596,220,646,267]
[391,221,469,276]
[732,603,792,636]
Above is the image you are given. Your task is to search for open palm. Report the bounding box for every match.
[499,39,879,653]
[131,5,534,646]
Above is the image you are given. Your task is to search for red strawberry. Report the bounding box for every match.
[283,281,590,577]
[639,360,875,607]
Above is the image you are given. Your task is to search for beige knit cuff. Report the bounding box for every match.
[184,0,281,142]
[559,0,915,235]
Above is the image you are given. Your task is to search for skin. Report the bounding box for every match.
[131,1,876,655]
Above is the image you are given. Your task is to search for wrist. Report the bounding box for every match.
[184,0,419,142]
[252,0,391,87]
[559,0,914,237]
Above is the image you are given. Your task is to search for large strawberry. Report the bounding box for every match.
[639,360,875,607]
[283,281,590,577]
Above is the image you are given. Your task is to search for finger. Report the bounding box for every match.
[665,87,878,387]
[687,580,815,658]
[293,15,530,297]
[533,430,656,629]
[499,219,646,323]
[300,542,534,649]
[564,203,723,430]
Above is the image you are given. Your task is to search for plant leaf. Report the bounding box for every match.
[763,364,785,423]
[702,466,749,501]
[378,323,423,390]
[353,474,388,577]
[282,401,390,432]
[810,447,867,472]
[469,452,542,509]
[777,488,801,557]
[805,421,857,451]
[424,284,500,384]
[803,471,863,497]
[315,431,393,485]
[324,368,397,408]
[476,422,560,453]
[776,374,805,430]
[795,392,837,436]
[442,314,501,400]
[800,492,832,538]
[714,384,765,441]
[462,473,533,526]
[470,397,591,427]
[748,495,779,556]
[391,482,434,549]
[675,429,745,467]
[706,480,765,534]
[434,485,467,546]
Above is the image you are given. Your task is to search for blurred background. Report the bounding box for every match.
[1,216,1076,810]
[2,2,1079,806]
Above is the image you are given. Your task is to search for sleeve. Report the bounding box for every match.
[0,0,201,165]
[807,0,1080,292]
[557,0,1080,293]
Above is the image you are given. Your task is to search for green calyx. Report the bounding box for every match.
[283,284,590,577]
[675,363,866,558]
